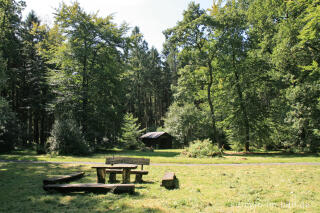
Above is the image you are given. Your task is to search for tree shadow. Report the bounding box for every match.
[102,149,180,158]
[137,180,155,184]
[224,151,319,158]
[0,151,39,162]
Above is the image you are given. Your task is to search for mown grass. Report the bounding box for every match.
[0,162,319,212]
[0,149,319,164]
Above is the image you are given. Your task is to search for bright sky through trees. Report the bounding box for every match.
[23,0,212,51]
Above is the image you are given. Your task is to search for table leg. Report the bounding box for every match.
[109,172,117,183]
[96,168,106,183]
[122,168,130,183]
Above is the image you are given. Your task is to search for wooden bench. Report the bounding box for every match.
[161,172,177,189]
[43,172,85,185]
[43,183,135,194]
[105,157,150,183]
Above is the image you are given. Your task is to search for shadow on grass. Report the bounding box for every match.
[0,162,163,213]
[101,149,181,158]
[224,151,319,158]
[0,148,181,163]
[0,154,39,162]
[139,180,155,184]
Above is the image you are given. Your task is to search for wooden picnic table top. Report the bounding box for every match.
[92,164,138,169]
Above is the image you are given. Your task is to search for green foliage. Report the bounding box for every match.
[162,0,320,152]
[182,139,223,158]
[247,0,320,152]
[124,27,172,130]
[119,113,144,150]
[0,98,21,153]
[0,51,6,88]
[163,102,212,147]
[1,0,320,154]
[48,118,91,155]
[48,2,129,148]
[164,2,221,146]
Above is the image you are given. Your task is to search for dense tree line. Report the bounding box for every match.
[164,0,320,152]
[0,0,319,154]
[0,0,172,153]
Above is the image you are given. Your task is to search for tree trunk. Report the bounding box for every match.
[39,111,46,153]
[82,42,88,136]
[207,62,220,147]
[232,53,250,152]
[28,109,33,144]
[33,114,39,145]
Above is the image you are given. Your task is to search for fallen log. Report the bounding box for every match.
[43,183,135,194]
[43,172,85,185]
[161,172,178,189]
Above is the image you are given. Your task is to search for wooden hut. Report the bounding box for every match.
[140,132,173,149]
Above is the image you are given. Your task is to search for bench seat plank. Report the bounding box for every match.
[105,169,148,175]
[43,172,85,185]
[162,172,175,181]
[106,157,150,165]
[43,183,135,194]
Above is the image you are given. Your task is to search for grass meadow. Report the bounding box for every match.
[0,150,320,212]
[1,149,320,164]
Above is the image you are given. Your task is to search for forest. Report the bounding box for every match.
[0,0,319,155]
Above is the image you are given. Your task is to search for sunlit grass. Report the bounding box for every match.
[0,149,319,165]
[0,162,319,212]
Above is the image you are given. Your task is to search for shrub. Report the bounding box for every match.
[230,141,244,152]
[163,102,213,147]
[47,118,91,155]
[139,145,154,152]
[182,139,223,158]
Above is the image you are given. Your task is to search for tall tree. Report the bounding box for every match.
[247,0,320,151]
[211,0,263,151]
[21,11,52,153]
[50,2,128,148]
[125,27,171,130]
[0,0,25,146]
[164,2,221,146]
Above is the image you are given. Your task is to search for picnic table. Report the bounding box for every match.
[105,157,150,183]
[92,164,137,184]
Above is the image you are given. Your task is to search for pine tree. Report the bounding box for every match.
[119,113,144,150]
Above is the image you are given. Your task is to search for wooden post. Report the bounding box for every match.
[135,174,143,183]
[122,168,130,183]
[96,168,106,184]
[109,173,117,183]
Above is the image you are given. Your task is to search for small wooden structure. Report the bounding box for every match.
[43,183,135,194]
[161,172,178,189]
[43,172,85,185]
[105,157,150,183]
[140,132,173,149]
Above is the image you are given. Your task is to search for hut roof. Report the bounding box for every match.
[140,132,168,139]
